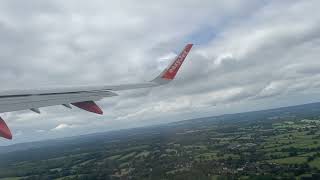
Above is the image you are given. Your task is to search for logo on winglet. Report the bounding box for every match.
[162,44,192,80]
[168,50,189,74]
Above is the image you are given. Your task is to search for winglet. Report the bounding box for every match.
[152,44,193,84]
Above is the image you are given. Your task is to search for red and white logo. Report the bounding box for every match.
[162,44,193,80]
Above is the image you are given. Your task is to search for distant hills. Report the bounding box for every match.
[1,101,320,155]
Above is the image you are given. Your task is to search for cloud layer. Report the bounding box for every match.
[1,0,320,144]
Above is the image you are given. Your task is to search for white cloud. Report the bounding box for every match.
[36,130,46,133]
[15,130,23,136]
[51,123,74,131]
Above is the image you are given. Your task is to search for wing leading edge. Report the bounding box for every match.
[0,44,193,140]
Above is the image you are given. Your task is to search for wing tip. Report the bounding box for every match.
[153,43,193,84]
[162,43,193,80]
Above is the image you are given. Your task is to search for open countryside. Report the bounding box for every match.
[2,103,320,179]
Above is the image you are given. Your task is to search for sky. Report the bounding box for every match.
[1,0,320,145]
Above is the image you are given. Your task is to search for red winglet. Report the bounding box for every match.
[0,117,12,140]
[72,101,103,115]
[162,44,193,80]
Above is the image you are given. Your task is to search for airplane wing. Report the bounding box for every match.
[0,44,193,139]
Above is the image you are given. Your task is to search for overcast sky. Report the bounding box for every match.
[1,0,320,145]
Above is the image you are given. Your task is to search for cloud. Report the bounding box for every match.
[1,0,320,144]
[15,130,23,136]
[51,123,74,131]
[36,130,46,133]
